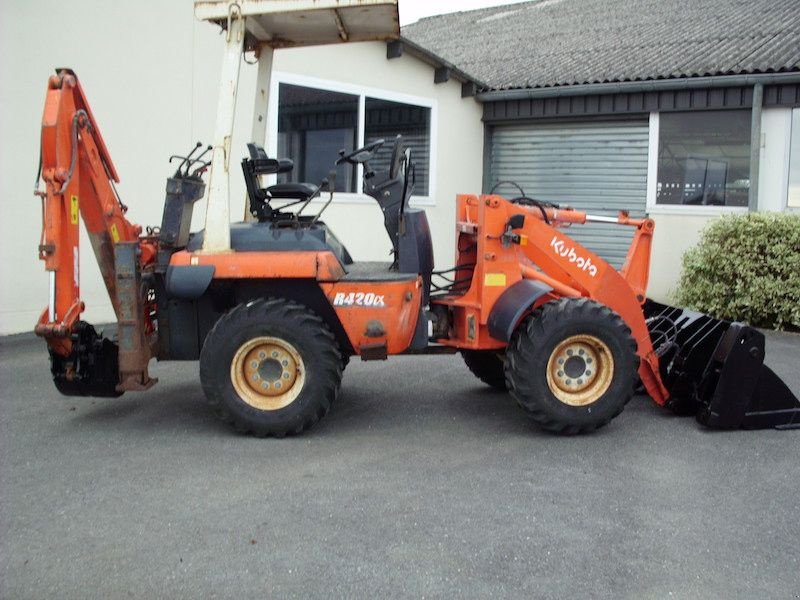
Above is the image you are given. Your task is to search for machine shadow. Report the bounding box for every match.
[67,381,226,436]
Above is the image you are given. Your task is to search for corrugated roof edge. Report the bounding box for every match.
[486,66,800,92]
[476,71,800,101]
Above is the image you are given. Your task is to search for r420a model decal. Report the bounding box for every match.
[332,292,386,307]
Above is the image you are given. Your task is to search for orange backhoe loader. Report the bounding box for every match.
[32,2,799,437]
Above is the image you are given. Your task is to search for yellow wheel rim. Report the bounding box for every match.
[546,334,614,407]
[231,336,305,411]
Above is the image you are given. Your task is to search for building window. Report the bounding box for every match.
[276,82,432,197]
[364,98,430,195]
[789,108,800,208]
[656,110,751,207]
[277,84,359,192]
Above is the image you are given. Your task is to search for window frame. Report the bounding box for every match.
[646,111,750,216]
[787,107,800,211]
[267,71,438,206]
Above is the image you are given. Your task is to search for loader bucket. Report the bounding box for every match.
[643,300,800,430]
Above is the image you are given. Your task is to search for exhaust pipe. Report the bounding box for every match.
[644,300,800,430]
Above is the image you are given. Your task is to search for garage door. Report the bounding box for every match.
[489,120,649,268]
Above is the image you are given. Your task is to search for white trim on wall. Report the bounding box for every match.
[265,70,438,206]
[645,111,659,212]
[787,107,799,211]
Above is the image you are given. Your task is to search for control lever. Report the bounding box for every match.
[170,142,202,177]
[190,145,214,177]
[311,169,337,225]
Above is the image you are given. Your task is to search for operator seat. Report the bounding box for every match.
[241,143,319,221]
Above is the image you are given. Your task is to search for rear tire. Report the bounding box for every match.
[461,350,507,390]
[505,298,639,434]
[200,298,342,437]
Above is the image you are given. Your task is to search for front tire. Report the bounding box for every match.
[200,298,342,437]
[505,298,639,434]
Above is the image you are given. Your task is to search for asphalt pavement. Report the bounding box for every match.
[1,330,799,599]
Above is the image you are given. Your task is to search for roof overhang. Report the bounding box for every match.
[388,36,488,97]
[194,0,399,49]
[476,72,800,102]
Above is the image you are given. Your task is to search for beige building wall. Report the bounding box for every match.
[1,2,791,333]
[0,2,483,335]
[1,1,227,334]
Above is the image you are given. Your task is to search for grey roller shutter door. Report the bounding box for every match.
[489,120,649,268]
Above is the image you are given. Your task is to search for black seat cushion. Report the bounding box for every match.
[267,182,319,201]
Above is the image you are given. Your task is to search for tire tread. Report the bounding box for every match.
[200,298,342,437]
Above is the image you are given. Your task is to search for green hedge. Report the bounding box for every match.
[674,213,800,330]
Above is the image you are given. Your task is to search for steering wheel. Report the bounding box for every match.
[336,139,385,165]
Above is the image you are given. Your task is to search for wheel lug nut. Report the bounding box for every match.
[282,360,288,366]
[258,351,266,359]
[272,351,279,358]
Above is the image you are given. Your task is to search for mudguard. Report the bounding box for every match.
[487,279,553,342]
[166,265,215,300]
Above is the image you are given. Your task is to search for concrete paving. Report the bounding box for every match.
[1,330,799,599]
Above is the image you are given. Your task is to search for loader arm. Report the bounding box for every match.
[35,70,156,391]
[474,196,798,428]
[505,201,669,404]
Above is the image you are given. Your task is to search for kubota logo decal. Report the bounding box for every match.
[333,292,386,307]
[550,236,598,277]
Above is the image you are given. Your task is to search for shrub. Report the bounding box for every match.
[674,212,800,330]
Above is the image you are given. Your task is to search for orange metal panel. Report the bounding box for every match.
[320,279,422,355]
[433,194,668,404]
[169,249,346,280]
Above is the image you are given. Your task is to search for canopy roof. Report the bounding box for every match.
[194,0,399,49]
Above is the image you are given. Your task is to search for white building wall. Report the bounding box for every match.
[0,2,483,335]
[1,1,231,334]
[758,107,792,213]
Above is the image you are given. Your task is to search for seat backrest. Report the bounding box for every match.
[242,143,302,220]
[245,143,294,175]
[247,143,268,161]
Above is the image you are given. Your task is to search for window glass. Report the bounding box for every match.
[656,110,751,207]
[277,83,358,192]
[364,98,431,195]
[789,108,800,208]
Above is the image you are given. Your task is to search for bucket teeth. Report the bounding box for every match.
[643,300,800,430]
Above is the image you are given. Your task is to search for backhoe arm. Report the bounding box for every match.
[35,70,156,392]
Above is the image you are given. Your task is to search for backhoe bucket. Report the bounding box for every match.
[644,300,800,430]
